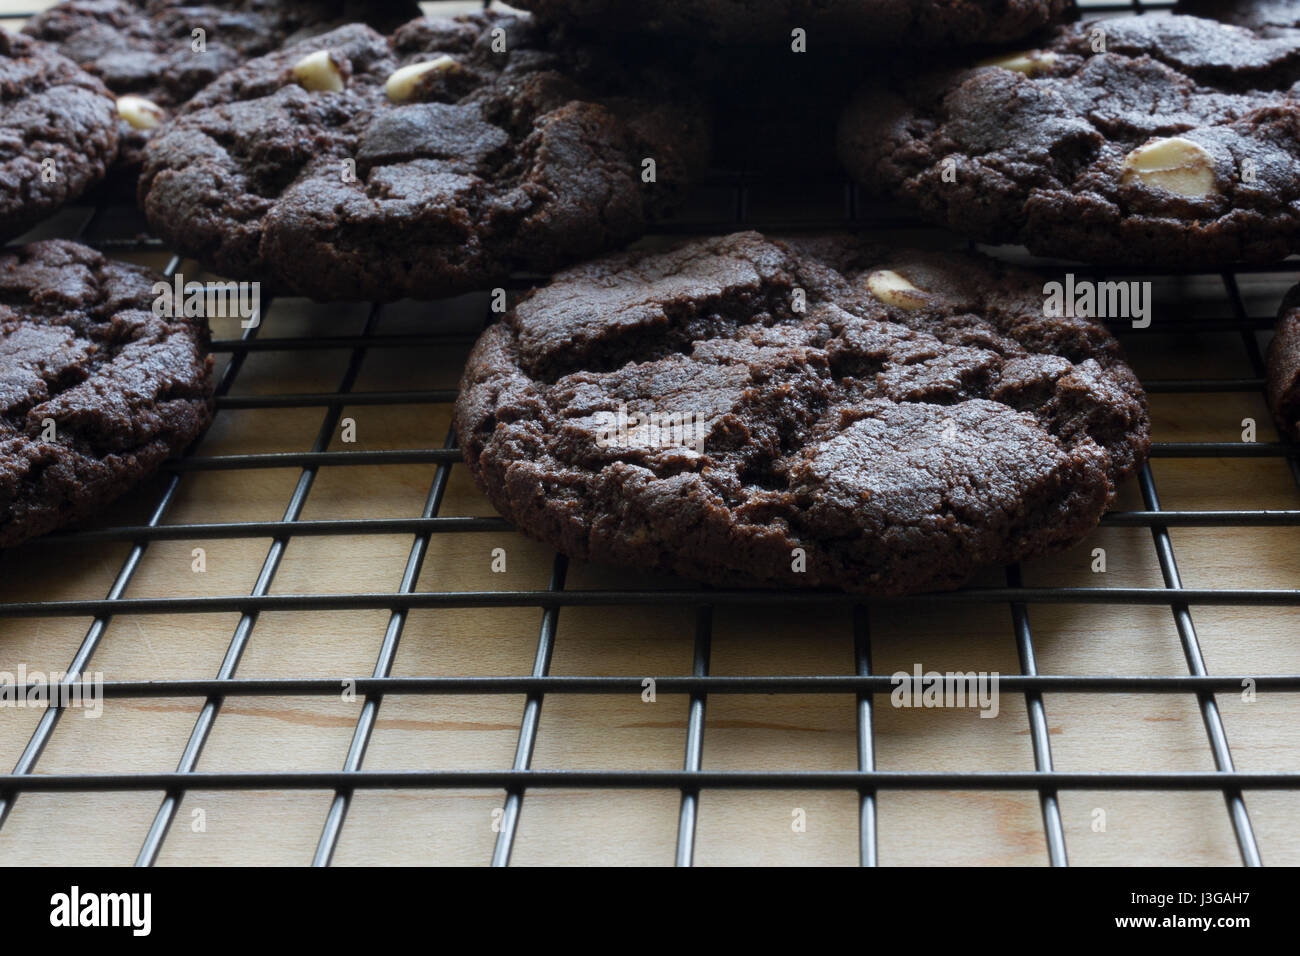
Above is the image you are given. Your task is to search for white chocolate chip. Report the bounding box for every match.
[1120,136,1218,197]
[116,94,165,130]
[866,270,927,310]
[384,55,459,103]
[291,49,344,92]
[978,49,1058,76]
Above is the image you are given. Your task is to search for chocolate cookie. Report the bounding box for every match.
[0,240,214,548]
[23,0,421,183]
[0,31,119,239]
[838,14,1300,267]
[511,0,1075,48]
[138,12,711,301]
[454,232,1150,595]
[1266,284,1300,441]
[1177,0,1300,33]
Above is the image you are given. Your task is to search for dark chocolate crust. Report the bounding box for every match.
[1266,284,1300,440]
[138,12,711,301]
[0,240,214,547]
[0,31,119,239]
[838,14,1300,267]
[454,232,1150,595]
[512,0,1075,48]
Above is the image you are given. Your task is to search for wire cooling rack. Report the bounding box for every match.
[0,0,1297,867]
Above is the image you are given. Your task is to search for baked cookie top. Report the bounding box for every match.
[511,0,1075,48]
[454,232,1150,595]
[0,31,119,239]
[138,12,710,301]
[24,0,420,177]
[1266,284,1300,441]
[837,13,1300,267]
[0,240,214,548]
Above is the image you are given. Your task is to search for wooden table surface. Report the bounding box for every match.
[0,0,1296,867]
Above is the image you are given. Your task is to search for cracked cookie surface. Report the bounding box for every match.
[24,0,420,183]
[838,13,1300,267]
[0,240,214,547]
[138,12,710,301]
[512,0,1073,47]
[0,31,119,240]
[454,232,1150,595]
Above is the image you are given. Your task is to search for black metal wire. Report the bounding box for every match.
[490,554,568,866]
[9,674,1300,696]
[853,605,878,867]
[1006,565,1069,866]
[674,605,713,867]
[2,586,1297,618]
[33,509,1300,548]
[0,0,1294,867]
[3,769,1298,792]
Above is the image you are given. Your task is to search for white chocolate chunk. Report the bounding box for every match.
[978,49,1058,76]
[1120,137,1218,197]
[116,94,165,130]
[384,56,459,103]
[291,49,344,92]
[866,270,927,310]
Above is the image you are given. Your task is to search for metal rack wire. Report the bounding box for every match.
[0,0,1298,867]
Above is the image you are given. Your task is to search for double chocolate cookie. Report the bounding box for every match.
[1267,284,1300,441]
[24,0,421,185]
[0,31,119,240]
[138,12,710,301]
[512,0,1075,48]
[454,232,1150,595]
[0,240,214,548]
[838,14,1300,267]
